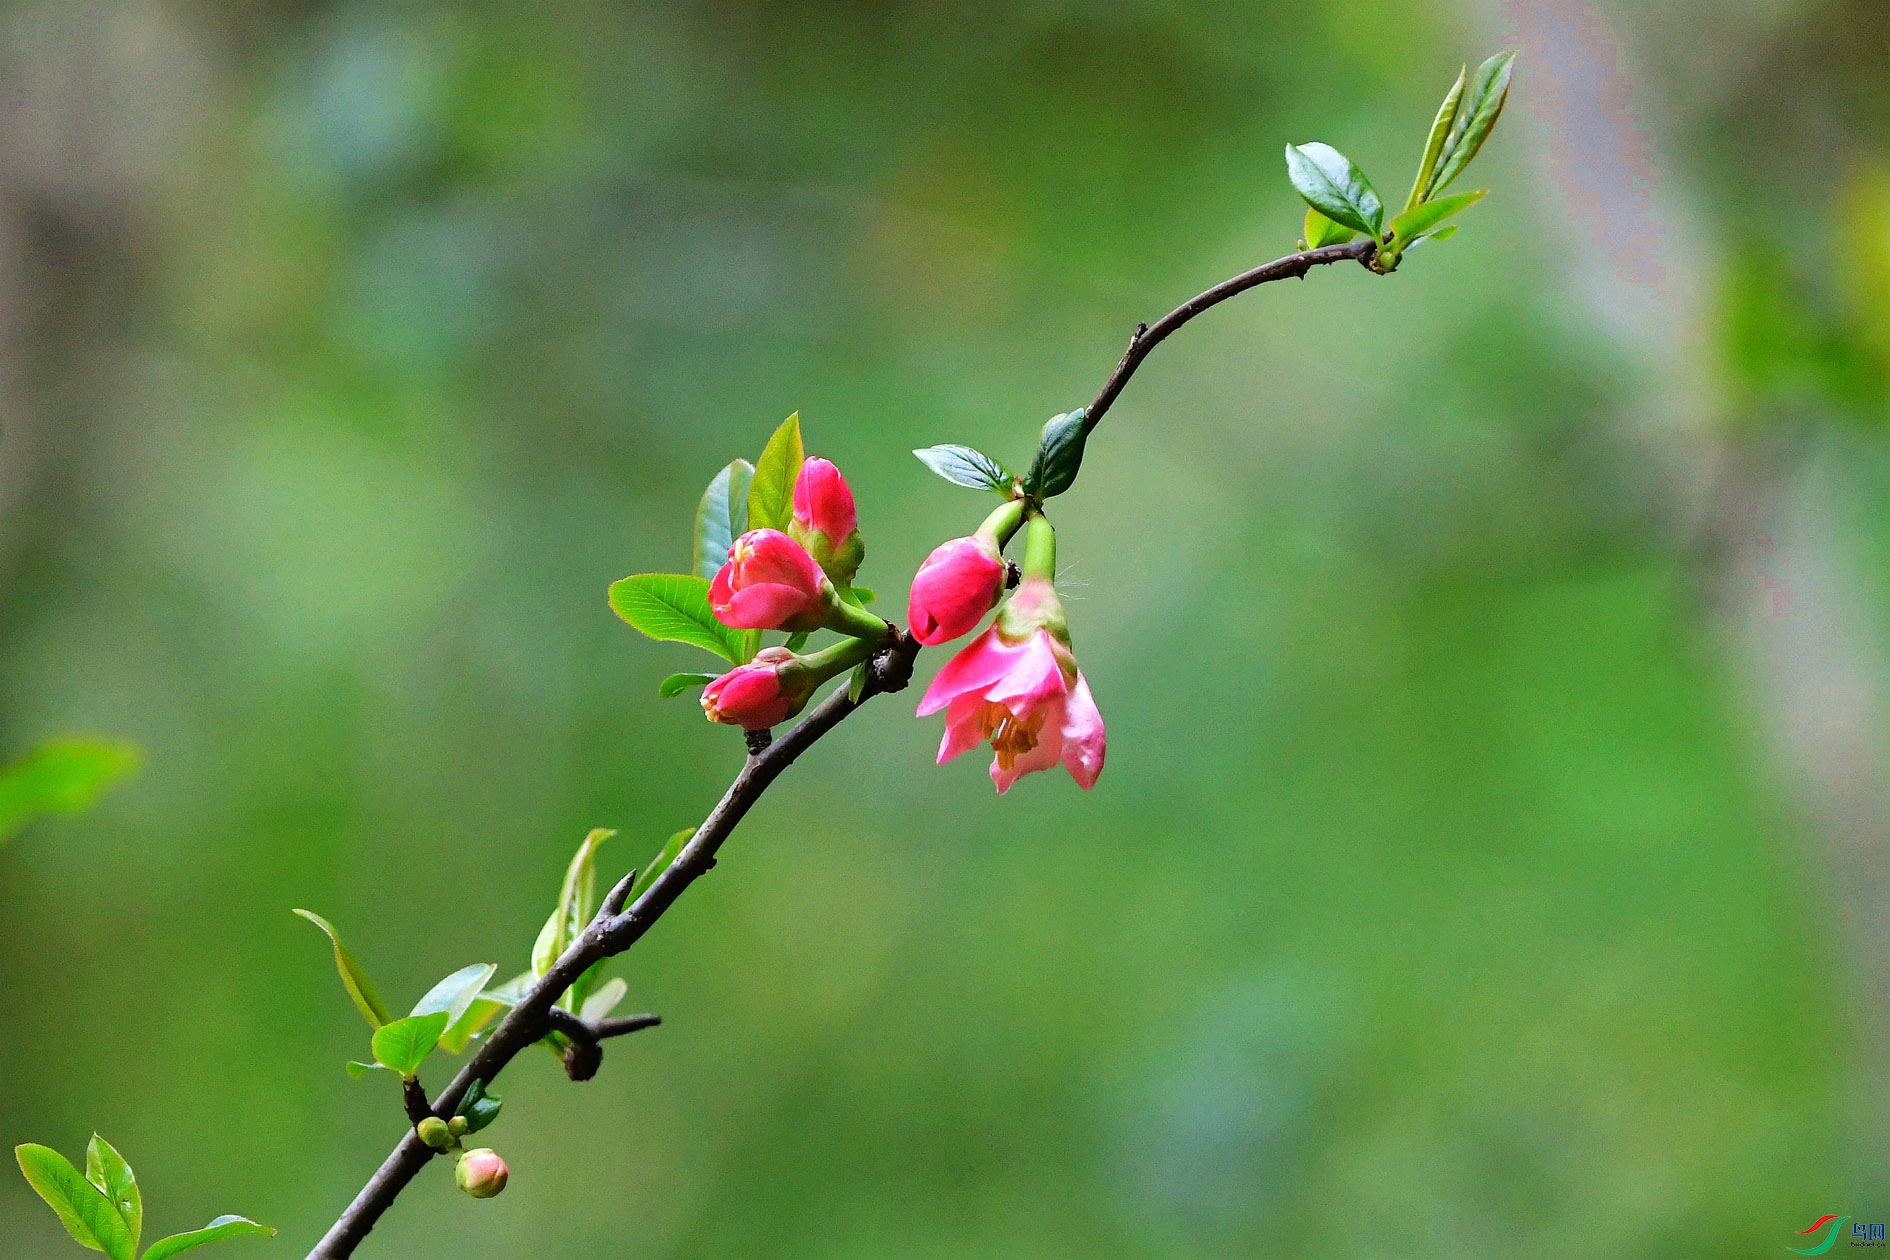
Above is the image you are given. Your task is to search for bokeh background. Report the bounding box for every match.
[3,1,1888,1256]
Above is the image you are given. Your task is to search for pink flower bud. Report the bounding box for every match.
[907,534,1005,645]
[456,1148,509,1199]
[792,457,857,541]
[700,648,807,730]
[917,623,1104,794]
[709,529,829,631]
[790,458,866,585]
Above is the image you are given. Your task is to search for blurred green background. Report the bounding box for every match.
[3,1,1889,1256]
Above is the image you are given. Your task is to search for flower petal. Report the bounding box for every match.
[917,628,1033,715]
[1058,672,1106,789]
[983,631,1068,709]
[937,694,990,764]
[991,694,1067,794]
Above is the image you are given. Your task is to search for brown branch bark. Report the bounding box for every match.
[304,239,1379,1258]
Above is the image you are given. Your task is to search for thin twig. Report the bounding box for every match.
[305,240,1371,1259]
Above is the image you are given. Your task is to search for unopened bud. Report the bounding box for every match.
[416,1117,452,1150]
[456,1147,509,1199]
[447,1115,470,1139]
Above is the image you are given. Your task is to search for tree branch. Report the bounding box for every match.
[305,239,1373,1259]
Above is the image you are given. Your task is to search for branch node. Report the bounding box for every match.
[745,728,774,756]
[401,1077,432,1128]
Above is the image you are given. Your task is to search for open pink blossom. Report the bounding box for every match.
[701,648,804,730]
[917,626,1105,793]
[907,534,1005,645]
[709,529,828,631]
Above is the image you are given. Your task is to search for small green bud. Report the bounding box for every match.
[448,1115,470,1139]
[416,1117,453,1150]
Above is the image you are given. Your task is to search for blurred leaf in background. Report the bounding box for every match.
[0,738,139,849]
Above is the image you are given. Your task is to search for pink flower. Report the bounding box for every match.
[917,624,1105,794]
[456,1148,509,1199]
[701,648,805,730]
[709,529,828,631]
[792,457,857,541]
[907,534,1005,645]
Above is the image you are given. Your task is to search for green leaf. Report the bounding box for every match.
[627,827,693,903]
[1406,64,1467,212]
[0,737,139,846]
[141,1216,275,1260]
[693,459,754,580]
[848,660,869,704]
[1284,142,1384,238]
[1406,224,1459,252]
[532,828,614,987]
[608,573,743,663]
[1022,409,1090,500]
[569,957,607,1014]
[580,977,628,1022]
[292,909,392,1029]
[344,1060,391,1078]
[410,963,497,1032]
[478,970,534,1008]
[437,998,502,1055]
[1388,190,1486,246]
[455,1080,503,1134]
[371,1011,450,1078]
[746,412,804,533]
[15,1144,135,1260]
[912,445,1013,493]
[1303,206,1356,250]
[783,631,811,652]
[852,587,876,605]
[1429,51,1516,196]
[84,1135,139,1251]
[659,671,717,699]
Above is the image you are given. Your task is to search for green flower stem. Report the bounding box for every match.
[796,633,883,683]
[820,587,894,642]
[1021,511,1056,582]
[977,499,1027,549]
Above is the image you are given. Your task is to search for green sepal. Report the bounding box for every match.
[141,1216,275,1260]
[693,460,754,580]
[608,574,744,664]
[292,909,393,1030]
[370,1011,450,1078]
[15,1143,135,1260]
[1284,142,1384,238]
[84,1135,139,1251]
[747,413,805,534]
[1023,409,1090,500]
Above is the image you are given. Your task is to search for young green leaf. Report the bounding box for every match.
[659,671,718,698]
[747,412,805,533]
[15,1144,135,1260]
[627,827,693,903]
[1405,224,1460,252]
[370,1011,450,1078]
[1406,65,1467,212]
[0,737,140,847]
[1284,142,1384,238]
[1023,409,1091,500]
[580,976,628,1022]
[1303,206,1357,249]
[693,459,754,580]
[455,1080,503,1134]
[292,909,393,1029]
[1429,51,1516,196]
[478,970,534,1008]
[912,445,1013,493]
[410,963,497,1031]
[437,998,503,1055]
[84,1135,139,1251]
[783,631,811,652]
[532,828,614,985]
[608,573,744,663]
[344,1060,392,1078]
[140,1216,275,1260]
[1388,190,1486,248]
[851,587,877,605]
